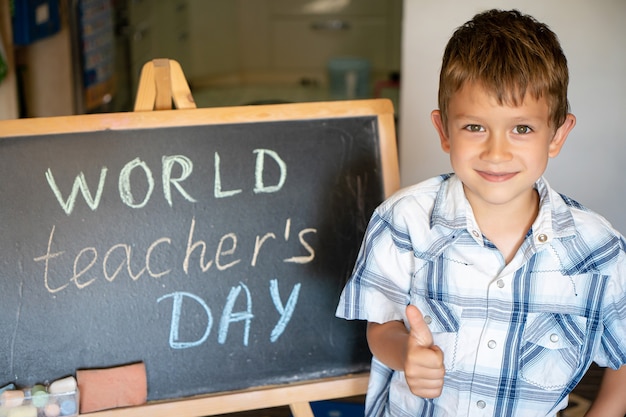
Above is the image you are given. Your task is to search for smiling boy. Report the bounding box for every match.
[336,9,626,417]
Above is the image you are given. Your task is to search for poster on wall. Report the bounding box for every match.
[77,0,116,111]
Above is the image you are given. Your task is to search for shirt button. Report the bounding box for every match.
[472,230,480,238]
[423,315,432,325]
[496,279,505,288]
[476,400,486,409]
[550,333,559,343]
[537,233,548,243]
[487,340,497,349]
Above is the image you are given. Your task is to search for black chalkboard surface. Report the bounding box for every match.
[0,99,399,402]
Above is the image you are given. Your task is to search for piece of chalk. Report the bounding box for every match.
[30,385,45,395]
[31,390,48,408]
[43,403,60,417]
[48,377,77,395]
[6,405,36,417]
[59,399,76,416]
[0,384,16,395]
[0,390,24,408]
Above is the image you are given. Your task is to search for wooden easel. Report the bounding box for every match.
[123,59,369,417]
[134,58,196,111]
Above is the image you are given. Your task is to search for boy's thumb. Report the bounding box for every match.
[406,304,434,348]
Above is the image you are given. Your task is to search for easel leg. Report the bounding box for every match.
[153,59,173,110]
[289,402,315,417]
[133,58,196,111]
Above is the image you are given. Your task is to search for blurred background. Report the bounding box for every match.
[1,0,402,115]
[1,2,625,415]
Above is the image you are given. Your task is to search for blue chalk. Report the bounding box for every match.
[59,399,77,416]
[0,383,16,394]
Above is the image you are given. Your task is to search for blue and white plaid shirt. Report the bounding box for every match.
[336,174,626,417]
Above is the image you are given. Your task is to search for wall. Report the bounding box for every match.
[0,0,18,119]
[187,0,239,81]
[400,0,626,233]
[186,0,402,87]
[17,26,74,116]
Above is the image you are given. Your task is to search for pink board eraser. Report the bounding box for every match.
[76,362,147,413]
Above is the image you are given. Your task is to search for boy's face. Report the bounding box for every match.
[431,82,575,215]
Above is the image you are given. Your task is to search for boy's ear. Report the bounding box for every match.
[431,110,451,153]
[548,113,576,158]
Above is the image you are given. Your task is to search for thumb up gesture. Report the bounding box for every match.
[404,304,445,398]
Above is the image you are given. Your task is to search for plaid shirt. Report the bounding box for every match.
[336,174,626,417]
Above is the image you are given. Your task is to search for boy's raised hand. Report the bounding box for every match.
[404,304,445,398]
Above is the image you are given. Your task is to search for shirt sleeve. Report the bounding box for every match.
[336,206,414,324]
[595,243,626,369]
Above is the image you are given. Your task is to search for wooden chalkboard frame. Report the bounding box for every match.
[0,98,399,416]
[0,99,399,197]
[83,374,369,417]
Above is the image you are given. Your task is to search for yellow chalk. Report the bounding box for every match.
[7,405,36,417]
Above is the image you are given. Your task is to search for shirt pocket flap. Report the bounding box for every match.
[411,298,461,333]
[524,313,586,350]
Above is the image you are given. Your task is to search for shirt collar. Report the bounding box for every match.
[430,174,577,247]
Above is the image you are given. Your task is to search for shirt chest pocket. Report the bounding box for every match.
[519,312,587,390]
[410,297,461,372]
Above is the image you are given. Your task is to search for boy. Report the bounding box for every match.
[336,9,626,417]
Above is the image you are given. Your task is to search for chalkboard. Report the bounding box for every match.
[0,100,399,402]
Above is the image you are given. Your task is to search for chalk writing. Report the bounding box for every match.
[34,218,316,294]
[157,279,300,349]
[219,283,254,345]
[162,155,196,205]
[269,279,301,342]
[253,149,287,194]
[33,141,330,352]
[158,292,213,349]
[45,168,107,214]
[37,145,310,348]
[45,150,287,215]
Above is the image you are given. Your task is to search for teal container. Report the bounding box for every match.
[328,57,371,99]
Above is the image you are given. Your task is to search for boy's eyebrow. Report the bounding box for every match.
[450,114,482,122]
[450,112,548,124]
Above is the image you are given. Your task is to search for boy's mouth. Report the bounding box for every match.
[476,170,517,182]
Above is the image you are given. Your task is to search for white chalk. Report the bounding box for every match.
[48,377,76,395]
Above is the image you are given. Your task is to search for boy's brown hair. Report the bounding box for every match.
[438,9,570,129]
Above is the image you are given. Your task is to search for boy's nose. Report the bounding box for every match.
[481,133,513,162]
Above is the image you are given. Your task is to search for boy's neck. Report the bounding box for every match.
[468,188,540,263]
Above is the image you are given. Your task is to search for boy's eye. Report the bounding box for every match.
[513,125,532,134]
[464,124,484,132]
